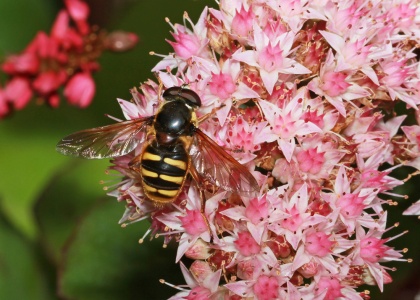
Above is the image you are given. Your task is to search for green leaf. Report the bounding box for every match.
[0,209,54,300]
[34,159,109,263]
[59,199,182,300]
[0,101,112,238]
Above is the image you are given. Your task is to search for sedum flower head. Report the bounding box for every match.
[105,0,420,298]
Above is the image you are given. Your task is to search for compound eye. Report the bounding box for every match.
[163,86,202,107]
[162,86,182,99]
[178,88,201,107]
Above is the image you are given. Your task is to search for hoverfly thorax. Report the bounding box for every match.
[153,86,201,146]
[154,99,196,145]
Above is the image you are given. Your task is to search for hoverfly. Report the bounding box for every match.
[56,86,259,205]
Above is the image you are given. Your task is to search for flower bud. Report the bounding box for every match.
[189,260,213,283]
[185,238,211,260]
[105,31,139,52]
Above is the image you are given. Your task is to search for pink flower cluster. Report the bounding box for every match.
[107,0,420,299]
[0,0,138,118]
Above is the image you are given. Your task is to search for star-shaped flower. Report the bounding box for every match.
[233,25,310,94]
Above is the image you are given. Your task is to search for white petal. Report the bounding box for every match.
[260,69,279,95]
[403,200,420,215]
[319,30,345,53]
[232,50,258,67]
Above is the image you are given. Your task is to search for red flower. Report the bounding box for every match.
[64,73,95,108]
[0,0,138,119]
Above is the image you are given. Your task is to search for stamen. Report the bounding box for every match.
[156,230,183,236]
[385,229,408,242]
[165,17,177,33]
[138,228,152,244]
[149,51,171,59]
[105,113,123,122]
[121,215,148,228]
[183,11,194,29]
[159,279,188,291]
[101,178,130,191]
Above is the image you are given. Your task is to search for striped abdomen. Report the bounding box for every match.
[140,140,188,204]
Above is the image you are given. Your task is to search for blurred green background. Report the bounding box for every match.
[0,0,418,299]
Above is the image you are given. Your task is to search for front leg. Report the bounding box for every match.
[128,154,143,178]
[189,165,219,208]
[189,164,207,209]
[197,103,226,124]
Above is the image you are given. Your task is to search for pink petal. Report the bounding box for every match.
[403,200,420,215]
[64,72,95,108]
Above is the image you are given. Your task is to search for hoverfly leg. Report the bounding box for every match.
[189,165,216,236]
[197,104,226,124]
[128,154,143,175]
[157,78,164,103]
[189,165,207,212]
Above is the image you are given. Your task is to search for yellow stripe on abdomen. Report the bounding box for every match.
[142,169,159,178]
[159,174,184,184]
[157,189,179,197]
[163,157,187,170]
[142,152,161,161]
[143,183,157,193]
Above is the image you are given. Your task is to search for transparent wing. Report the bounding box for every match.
[56,117,153,159]
[190,128,259,197]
